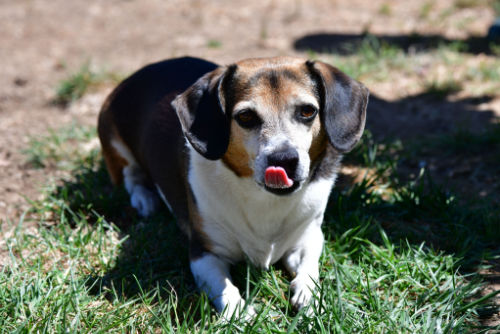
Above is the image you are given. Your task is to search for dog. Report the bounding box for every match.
[98,56,368,317]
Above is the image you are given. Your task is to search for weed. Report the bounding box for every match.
[493,0,500,15]
[23,122,97,169]
[490,42,500,56]
[329,35,405,81]
[466,60,500,82]
[419,1,435,19]
[54,63,122,106]
[378,3,392,16]
[206,39,222,49]
[422,78,463,99]
[259,20,268,41]
[454,0,487,8]
[419,125,500,156]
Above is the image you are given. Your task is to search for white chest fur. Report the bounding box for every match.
[188,148,334,268]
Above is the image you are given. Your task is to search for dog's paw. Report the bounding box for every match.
[130,185,159,217]
[215,287,256,321]
[222,302,256,322]
[290,275,315,310]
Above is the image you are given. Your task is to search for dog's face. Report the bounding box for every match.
[173,57,369,195]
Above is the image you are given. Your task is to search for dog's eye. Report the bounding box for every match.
[297,104,318,121]
[234,109,261,129]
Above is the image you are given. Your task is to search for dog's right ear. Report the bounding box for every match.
[172,65,237,160]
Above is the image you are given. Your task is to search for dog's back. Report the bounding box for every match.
[98,57,218,226]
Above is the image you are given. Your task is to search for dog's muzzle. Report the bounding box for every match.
[264,148,301,195]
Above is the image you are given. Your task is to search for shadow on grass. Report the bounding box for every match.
[294,32,497,56]
[48,160,201,310]
[366,92,500,205]
[334,91,500,272]
[366,94,497,141]
[327,172,500,270]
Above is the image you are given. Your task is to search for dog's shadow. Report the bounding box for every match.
[50,161,196,302]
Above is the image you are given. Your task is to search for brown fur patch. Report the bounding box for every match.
[239,64,313,115]
[222,125,253,177]
[309,118,328,166]
[187,187,214,259]
[98,107,129,185]
[101,140,129,185]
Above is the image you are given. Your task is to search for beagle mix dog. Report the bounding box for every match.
[98,56,368,317]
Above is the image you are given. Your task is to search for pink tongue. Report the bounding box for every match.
[265,166,294,189]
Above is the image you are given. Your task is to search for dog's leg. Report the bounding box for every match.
[283,222,324,310]
[190,253,254,319]
[122,165,159,217]
[107,138,159,217]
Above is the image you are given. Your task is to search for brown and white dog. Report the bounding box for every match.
[98,56,368,317]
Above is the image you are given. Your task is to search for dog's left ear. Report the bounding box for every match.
[307,60,369,153]
[172,65,237,160]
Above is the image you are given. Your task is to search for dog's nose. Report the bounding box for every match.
[267,148,299,178]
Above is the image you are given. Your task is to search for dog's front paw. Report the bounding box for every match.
[130,185,159,217]
[215,286,256,321]
[290,275,315,310]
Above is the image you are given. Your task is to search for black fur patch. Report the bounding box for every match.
[306,61,369,153]
[175,64,238,160]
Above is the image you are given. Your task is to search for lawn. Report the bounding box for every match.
[1,34,500,332]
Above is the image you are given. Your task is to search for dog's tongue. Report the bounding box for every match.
[265,166,294,189]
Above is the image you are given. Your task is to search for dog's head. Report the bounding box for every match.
[173,57,369,195]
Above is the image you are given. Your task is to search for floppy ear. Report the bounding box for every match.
[306,60,369,153]
[172,65,237,160]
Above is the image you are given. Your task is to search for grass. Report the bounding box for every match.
[343,131,500,262]
[493,0,500,15]
[421,78,463,99]
[3,32,500,331]
[327,35,406,82]
[206,39,222,49]
[419,1,434,20]
[378,3,392,16]
[429,125,500,156]
[454,0,488,9]
[322,35,500,97]
[54,63,123,106]
[1,122,499,332]
[23,122,97,169]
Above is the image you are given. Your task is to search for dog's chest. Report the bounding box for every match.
[188,150,332,267]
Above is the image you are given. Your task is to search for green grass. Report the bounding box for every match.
[327,35,406,82]
[1,123,499,332]
[54,63,123,106]
[344,130,500,253]
[321,35,500,98]
[493,0,500,15]
[430,126,500,156]
[419,1,434,19]
[323,36,466,84]
[23,122,97,169]
[206,39,222,49]
[378,3,392,16]
[421,78,463,99]
[454,0,488,9]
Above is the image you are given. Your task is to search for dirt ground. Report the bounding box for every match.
[1,0,499,325]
